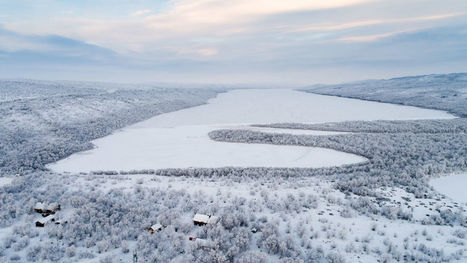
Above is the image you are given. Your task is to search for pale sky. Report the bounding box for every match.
[1,0,466,85]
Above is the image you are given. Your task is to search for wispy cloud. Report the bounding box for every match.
[131,9,152,16]
[338,30,413,42]
[288,13,463,33]
[196,48,218,56]
[4,0,376,53]
[0,26,116,59]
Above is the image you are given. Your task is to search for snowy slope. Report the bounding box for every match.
[0,80,220,174]
[304,73,467,117]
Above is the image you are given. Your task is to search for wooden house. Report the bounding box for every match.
[34,202,61,216]
[147,223,164,233]
[188,237,213,250]
[193,213,220,226]
[36,215,55,227]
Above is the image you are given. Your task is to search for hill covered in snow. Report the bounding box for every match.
[0,80,221,174]
[304,73,467,117]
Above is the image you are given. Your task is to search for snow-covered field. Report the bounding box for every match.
[0,177,13,187]
[430,173,467,204]
[49,89,454,173]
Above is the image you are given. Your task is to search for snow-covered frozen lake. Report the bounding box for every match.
[48,89,454,173]
[430,173,467,204]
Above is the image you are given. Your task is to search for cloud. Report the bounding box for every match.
[337,30,414,42]
[287,13,463,33]
[196,48,218,56]
[0,26,117,62]
[131,10,152,16]
[148,0,374,24]
[0,31,51,52]
[3,0,376,53]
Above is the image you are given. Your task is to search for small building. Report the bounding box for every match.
[207,215,220,225]
[147,223,163,233]
[193,213,220,226]
[193,214,210,226]
[35,215,55,227]
[188,237,213,250]
[34,202,61,216]
[33,202,45,214]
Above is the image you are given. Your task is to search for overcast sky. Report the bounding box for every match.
[1,0,466,85]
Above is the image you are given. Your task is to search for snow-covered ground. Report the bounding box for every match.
[62,172,467,263]
[430,173,467,204]
[0,177,13,187]
[48,89,454,173]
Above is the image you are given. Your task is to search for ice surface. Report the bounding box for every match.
[48,125,366,172]
[48,89,454,173]
[135,89,454,128]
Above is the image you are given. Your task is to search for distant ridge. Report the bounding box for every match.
[304,73,467,117]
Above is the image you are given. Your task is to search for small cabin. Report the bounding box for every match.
[193,213,220,226]
[147,223,163,233]
[36,215,55,227]
[34,202,61,216]
[188,237,213,250]
[207,215,220,225]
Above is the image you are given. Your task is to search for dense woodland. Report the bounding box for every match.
[1,169,465,262]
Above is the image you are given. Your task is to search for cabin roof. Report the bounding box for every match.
[150,223,163,230]
[207,215,220,224]
[37,215,55,224]
[34,202,45,210]
[193,213,210,223]
[195,238,212,248]
[34,202,59,211]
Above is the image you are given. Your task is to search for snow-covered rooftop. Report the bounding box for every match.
[207,215,220,224]
[36,215,55,225]
[193,213,210,223]
[150,223,163,231]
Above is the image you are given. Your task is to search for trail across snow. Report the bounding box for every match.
[48,89,454,173]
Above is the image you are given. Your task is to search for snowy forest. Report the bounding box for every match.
[0,76,466,262]
[304,73,467,118]
[0,80,221,174]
